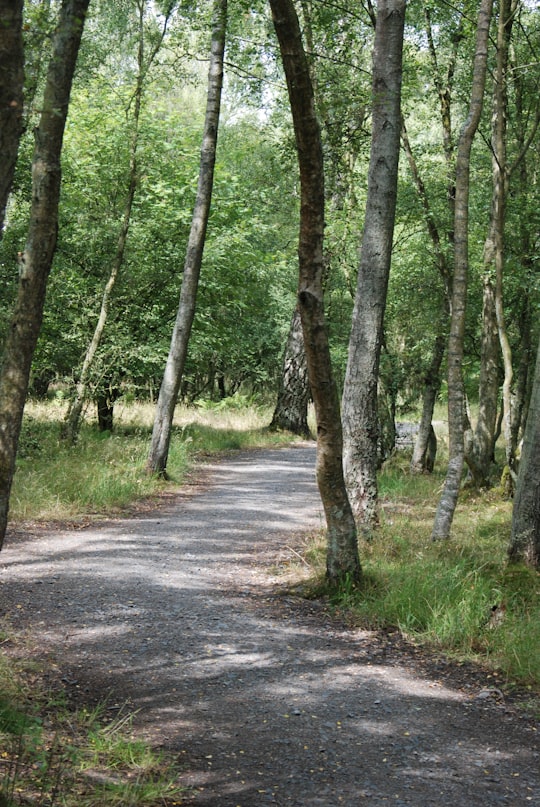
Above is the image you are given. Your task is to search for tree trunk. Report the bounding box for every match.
[508,332,540,567]
[411,333,445,473]
[269,305,311,439]
[269,0,361,586]
[341,0,406,530]
[465,277,499,486]
[0,0,89,550]
[465,0,518,490]
[146,0,226,477]
[432,0,493,541]
[0,0,24,235]
[64,1,172,444]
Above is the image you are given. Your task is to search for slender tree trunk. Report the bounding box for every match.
[0,0,89,550]
[465,0,517,489]
[400,125,450,476]
[508,332,540,567]
[465,277,500,486]
[0,0,24,235]
[269,0,360,586]
[493,0,519,490]
[411,333,445,473]
[432,0,493,541]
[402,9,465,472]
[341,0,406,530]
[64,1,171,444]
[147,0,227,476]
[269,305,311,438]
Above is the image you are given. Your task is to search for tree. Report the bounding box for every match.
[269,305,311,438]
[509,331,540,567]
[63,0,173,443]
[0,0,24,235]
[269,0,361,586]
[431,0,494,541]
[147,0,227,476]
[0,0,90,549]
[341,0,406,529]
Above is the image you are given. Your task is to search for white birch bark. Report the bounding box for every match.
[147,0,227,476]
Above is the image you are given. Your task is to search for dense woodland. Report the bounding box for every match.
[0,0,539,573]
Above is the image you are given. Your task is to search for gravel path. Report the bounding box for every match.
[1,444,539,806]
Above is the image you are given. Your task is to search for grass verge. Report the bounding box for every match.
[292,450,540,693]
[10,398,300,524]
[0,652,184,805]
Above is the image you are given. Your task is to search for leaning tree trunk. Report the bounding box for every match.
[492,0,519,491]
[269,0,361,586]
[341,0,406,530]
[64,2,172,444]
[0,0,90,550]
[508,332,540,568]
[269,305,311,439]
[0,0,24,235]
[432,0,493,541]
[147,0,227,476]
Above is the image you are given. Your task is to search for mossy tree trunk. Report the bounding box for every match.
[269,0,360,586]
[0,0,90,550]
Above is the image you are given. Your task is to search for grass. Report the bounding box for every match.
[2,397,539,803]
[297,448,540,692]
[10,396,299,524]
[0,660,184,805]
[2,396,303,804]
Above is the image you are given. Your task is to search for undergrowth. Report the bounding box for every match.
[294,450,540,691]
[0,654,183,806]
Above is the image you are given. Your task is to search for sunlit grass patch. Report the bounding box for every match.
[299,449,539,691]
[11,399,297,524]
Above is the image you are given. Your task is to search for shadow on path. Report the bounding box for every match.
[1,445,538,806]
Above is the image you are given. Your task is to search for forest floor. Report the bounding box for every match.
[1,443,539,806]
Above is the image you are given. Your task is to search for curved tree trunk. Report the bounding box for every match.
[432,0,493,541]
[0,0,90,550]
[146,0,227,476]
[269,305,311,439]
[0,0,24,236]
[508,332,540,568]
[465,0,517,489]
[269,0,360,586]
[341,0,406,530]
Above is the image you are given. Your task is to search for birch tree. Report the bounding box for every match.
[0,0,90,549]
[341,0,406,529]
[431,0,494,541]
[269,0,361,585]
[147,0,227,476]
[63,0,173,443]
[509,331,540,568]
[269,305,311,438]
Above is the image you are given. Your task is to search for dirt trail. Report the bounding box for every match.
[1,444,538,806]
